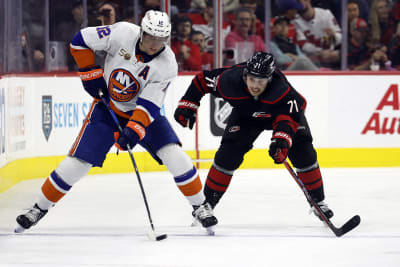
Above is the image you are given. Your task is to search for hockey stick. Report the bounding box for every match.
[283,160,360,237]
[99,93,167,241]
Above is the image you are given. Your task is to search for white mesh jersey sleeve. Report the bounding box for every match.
[80,22,140,56]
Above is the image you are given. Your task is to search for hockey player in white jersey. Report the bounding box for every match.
[15,10,217,233]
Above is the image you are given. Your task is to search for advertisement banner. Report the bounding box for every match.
[0,74,398,165]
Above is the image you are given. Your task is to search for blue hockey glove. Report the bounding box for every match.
[115,120,146,151]
[78,66,109,99]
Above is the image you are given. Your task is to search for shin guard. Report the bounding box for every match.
[174,166,204,205]
[296,162,325,202]
[204,164,233,208]
[39,171,71,209]
[37,156,91,210]
[158,144,205,206]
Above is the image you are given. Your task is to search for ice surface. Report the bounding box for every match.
[0,168,399,267]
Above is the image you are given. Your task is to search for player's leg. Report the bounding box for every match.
[16,101,116,232]
[140,115,217,228]
[204,112,263,209]
[288,114,333,220]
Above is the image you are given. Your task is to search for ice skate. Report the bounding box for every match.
[192,202,218,235]
[310,201,334,221]
[15,204,48,233]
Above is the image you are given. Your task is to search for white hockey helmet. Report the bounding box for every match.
[141,10,171,38]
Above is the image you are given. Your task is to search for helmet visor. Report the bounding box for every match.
[142,32,168,44]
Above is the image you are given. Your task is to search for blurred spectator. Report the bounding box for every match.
[189,0,239,14]
[22,0,46,72]
[191,30,214,70]
[171,16,202,71]
[224,7,265,65]
[387,21,400,69]
[311,0,342,23]
[348,0,361,23]
[56,1,85,71]
[21,31,34,72]
[226,0,265,39]
[174,0,192,12]
[96,2,118,26]
[348,18,393,70]
[348,18,373,70]
[224,0,240,13]
[189,0,207,13]
[369,0,400,46]
[188,0,231,53]
[272,0,306,44]
[140,0,179,19]
[270,16,318,70]
[349,0,371,21]
[293,0,342,69]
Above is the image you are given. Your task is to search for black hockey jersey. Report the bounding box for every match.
[183,64,307,138]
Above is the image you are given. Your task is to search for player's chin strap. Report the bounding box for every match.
[283,160,361,237]
[99,91,167,241]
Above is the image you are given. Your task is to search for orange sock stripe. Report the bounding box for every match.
[178,176,202,196]
[41,178,65,203]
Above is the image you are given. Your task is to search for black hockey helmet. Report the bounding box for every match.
[244,51,276,79]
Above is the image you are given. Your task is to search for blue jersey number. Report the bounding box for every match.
[96,26,111,39]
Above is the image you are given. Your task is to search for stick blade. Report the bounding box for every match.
[335,215,361,237]
[147,230,168,241]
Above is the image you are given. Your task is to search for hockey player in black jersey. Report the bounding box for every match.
[174,51,333,221]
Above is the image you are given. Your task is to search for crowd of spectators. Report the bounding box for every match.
[5,0,400,73]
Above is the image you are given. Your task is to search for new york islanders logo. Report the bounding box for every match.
[108,69,140,102]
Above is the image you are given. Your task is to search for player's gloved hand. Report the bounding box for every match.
[268,132,292,164]
[115,120,145,151]
[174,100,199,129]
[78,66,109,99]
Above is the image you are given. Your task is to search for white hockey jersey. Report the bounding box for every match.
[78,22,178,120]
[293,8,342,54]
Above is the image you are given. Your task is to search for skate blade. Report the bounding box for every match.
[191,218,215,235]
[14,225,26,233]
[206,226,215,236]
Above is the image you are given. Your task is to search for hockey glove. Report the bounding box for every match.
[174,100,199,129]
[115,120,146,151]
[78,66,109,99]
[268,131,292,164]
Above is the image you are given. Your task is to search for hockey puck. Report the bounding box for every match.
[156,234,168,241]
[147,230,167,241]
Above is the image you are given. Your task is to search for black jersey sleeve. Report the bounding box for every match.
[180,67,227,104]
[271,88,307,140]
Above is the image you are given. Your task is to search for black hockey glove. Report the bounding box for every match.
[78,66,109,99]
[115,120,145,151]
[174,99,199,129]
[268,131,292,164]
